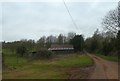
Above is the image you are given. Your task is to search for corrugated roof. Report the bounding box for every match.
[51,44,73,48]
[48,44,74,50]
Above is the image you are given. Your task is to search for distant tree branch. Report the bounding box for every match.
[102,4,120,34]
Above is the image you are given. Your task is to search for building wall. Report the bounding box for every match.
[52,50,74,54]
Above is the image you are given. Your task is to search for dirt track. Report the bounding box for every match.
[88,54,118,79]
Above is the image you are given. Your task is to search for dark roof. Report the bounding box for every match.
[48,44,74,51]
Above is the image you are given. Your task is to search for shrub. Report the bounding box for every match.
[16,46,27,57]
[31,49,53,59]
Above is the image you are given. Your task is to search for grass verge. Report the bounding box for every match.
[95,54,118,62]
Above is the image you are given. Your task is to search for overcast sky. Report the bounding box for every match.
[0,0,119,42]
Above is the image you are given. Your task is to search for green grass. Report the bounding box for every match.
[3,49,93,79]
[95,54,118,62]
[3,49,28,69]
[57,55,93,67]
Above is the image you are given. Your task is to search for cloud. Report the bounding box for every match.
[1,2,118,42]
[0,3,2,41]
[0,0,119,2]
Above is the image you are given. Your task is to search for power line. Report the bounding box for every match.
[63,0,78,30]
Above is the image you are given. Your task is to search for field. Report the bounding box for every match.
[2,49,93,79]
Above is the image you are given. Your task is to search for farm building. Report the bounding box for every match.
[48,44,74,54]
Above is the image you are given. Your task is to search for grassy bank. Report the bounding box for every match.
[95,54,118,62]
[3,51,93,79]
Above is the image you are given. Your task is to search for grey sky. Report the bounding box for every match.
[1,1,119,42]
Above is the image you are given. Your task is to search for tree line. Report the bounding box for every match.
[85,4,120,56]
[2,32,85,61]
[2,32,76,50]
[85,29,120,56]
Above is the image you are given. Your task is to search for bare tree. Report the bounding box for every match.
[36,36,46,48]
[118,2,120,29]
[46,35,56,48]
[67,32,76,42]
[102,4,120,34]
[57,34,64,44]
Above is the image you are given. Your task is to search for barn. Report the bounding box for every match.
[48,44,74,54]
